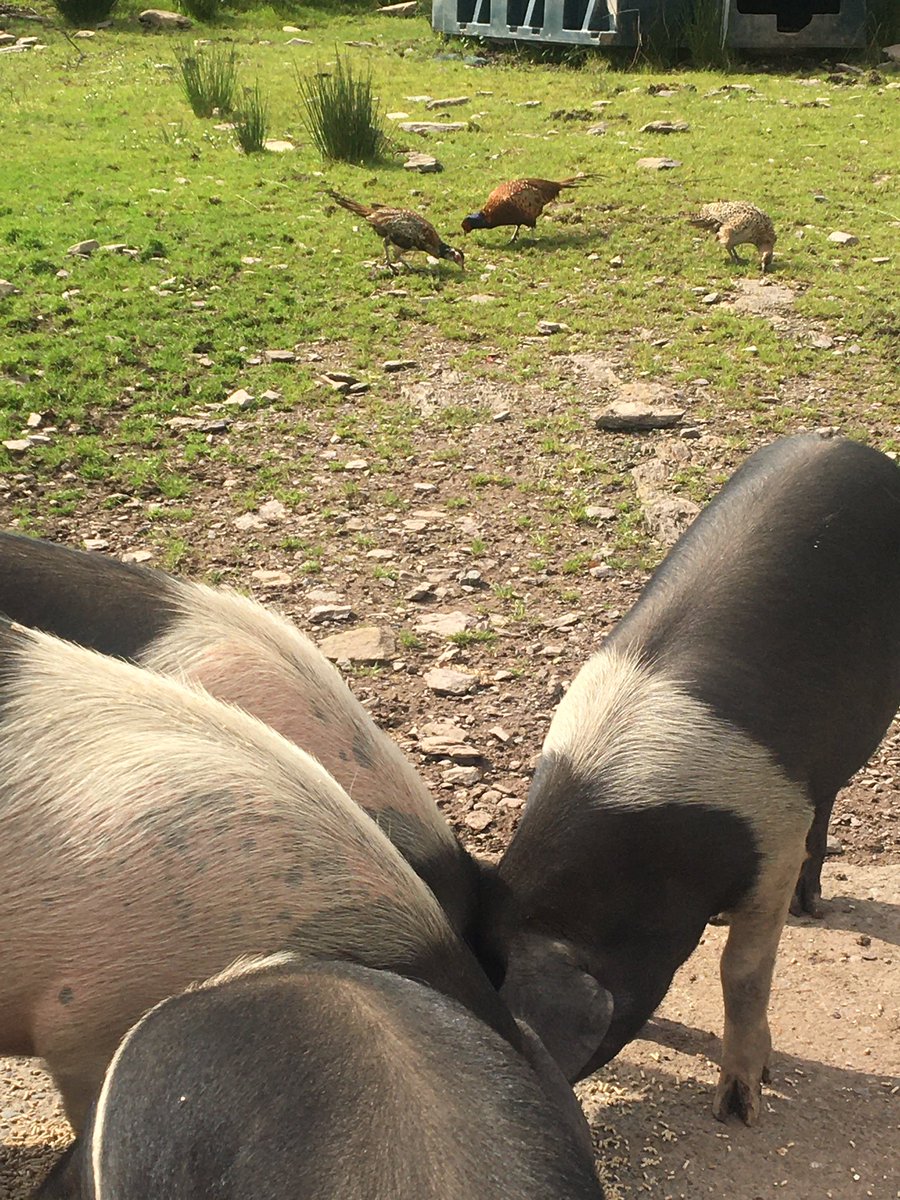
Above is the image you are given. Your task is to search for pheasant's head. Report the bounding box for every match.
[439,243,465,270]
[760,243,775,272]
[461,213,486,234]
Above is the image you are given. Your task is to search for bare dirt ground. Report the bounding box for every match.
[1,338,898,1198]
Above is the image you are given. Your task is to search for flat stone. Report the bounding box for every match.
[636,157,681,170]
[309,604,354,623]
[251,569,292,587]
[418,721,481,762]
[595,401,684,431]
[382,359,418,371]
[224,387,254,408]
[319,626,395,664]
[67,239,99,257]
[884,44,900,63]
[0,280,20,298]
[537,320,569,335]
[120,549,154,563]
[263,349,296,362]
[257,499,287,523]
[82,538,110,551]
[377,0,417,13]
[259,388,282,402]
[442,765,482,785]
[138,8,192,28]
[584,505,616,520]
[233,512,266,532]
[587,123,608,135]
[425,96,469,109]
[730,278,796,315]
[344,459,369,471]
[403,153,442,173]
[286,37,314,45]
[414,610,474,637]
[828,230,859,245]
[366,548,396,561]
[424,667,477,696]
[2,439,31,452]
[639,120,689,133]
[263,140,295,153]
[398,121,467,135]
[632,459,700,547]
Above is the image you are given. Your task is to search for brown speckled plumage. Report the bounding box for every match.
[462,176,588,242]
[687,201,776,271]
[326,189,464,273]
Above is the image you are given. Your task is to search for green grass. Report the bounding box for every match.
[0,5,897,528]
[177,47,238,119]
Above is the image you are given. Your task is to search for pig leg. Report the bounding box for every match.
[713,838,806,1126]
[790,792,835,919]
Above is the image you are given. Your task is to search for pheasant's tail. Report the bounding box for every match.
[557,173,591,188]
[325,189,375,218]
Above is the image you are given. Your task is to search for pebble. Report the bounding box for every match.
[319,626,395,664]
[424,667,477,696]
[828,231,859,245]
[67,239,99,257]
[251,569,292,587]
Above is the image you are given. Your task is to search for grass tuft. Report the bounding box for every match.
[234,82,269,154]
[179,0,223,21]
[683,0,729,69]
[178,47,238,119]
[51,0,117,24]
[297,54,387,164]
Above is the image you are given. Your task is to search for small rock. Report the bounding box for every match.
[382,359,418,372]
[257,499,288,523]
[138,8,192,29]
[233,513,266,532]
[263,349,296,362]
[405,582,435,602]
[224,387,254,408]
[518,100,542,107]
[587,123,608,135]
[609,255,624,268]
[344,459,369,471]
[251,569,292,587]
[826,835,844,856]
[403,152,442,173]
[259,389,282,402]
[2,439,31,452]
[263,140,295,154]
[492,409,511,423]
[398,121,467,135]
[882,44,900,63]
[418,722,481,762]
[121,549,154,563]
[415,610,474,637]
[82,538,110,551]
[810,333,834,349]
[366,548,395,561]
[468,294,495,304]
[584,505,615,521]
[309,604,354,623]
[424,667,477,696]
[489,724,510,743]
[425,96,469,109]
[319,626,395,664]
[595,401,684,431]
[702,292,721,305]
[537,320,569,335]
[828,231,859,245]
[871,256,890,264]
[464,809,493,832]
[25,412,42,428]
[285,37,313,45]
[639,120,689,133]
[0,279,21,298]
[67,239,99,257]
[636,157,681,170]
[442,765,482,785]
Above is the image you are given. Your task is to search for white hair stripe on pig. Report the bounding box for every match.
[542,647,809,854]
[0,624,451,958]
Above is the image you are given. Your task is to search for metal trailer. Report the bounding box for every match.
[723,2,867,50]
[431,0,869,49]
[430,1,670,48]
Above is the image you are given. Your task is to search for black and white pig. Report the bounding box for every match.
[0,617,582,1140]
[0,532,474,934]
[38,954,605,1200]
[477,432,900,1125]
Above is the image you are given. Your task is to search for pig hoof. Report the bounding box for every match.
[713,1074,761,1126]
[790,888,824,919]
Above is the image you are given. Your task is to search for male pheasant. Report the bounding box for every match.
[462,176,588,242]
[326,189,464,273]
[686,201,776,272]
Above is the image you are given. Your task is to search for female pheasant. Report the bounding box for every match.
[686,201,776,272]
[326,189,464,273]
[462,176,588,242]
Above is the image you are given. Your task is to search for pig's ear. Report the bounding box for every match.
[500,936,613,1084]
